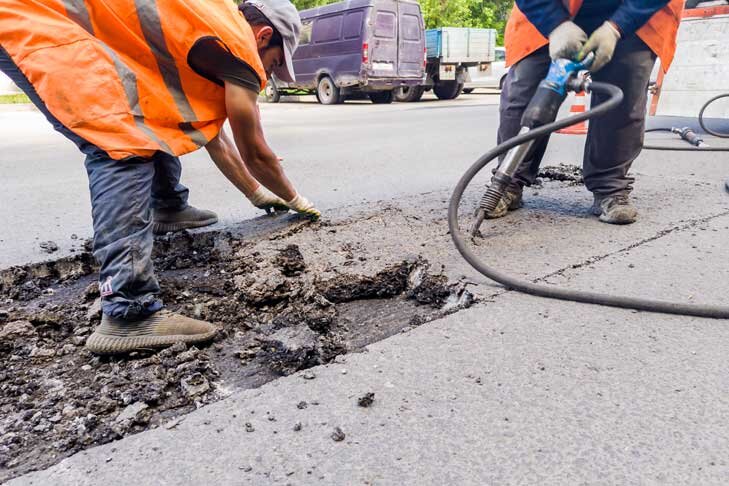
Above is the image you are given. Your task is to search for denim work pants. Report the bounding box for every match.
[497,36,657,196]
[0,47,189,320]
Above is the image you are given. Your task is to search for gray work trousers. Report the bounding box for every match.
[498,36,657,195]
[0,46,189,320]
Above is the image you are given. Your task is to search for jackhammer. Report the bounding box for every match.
[449,56,729,319]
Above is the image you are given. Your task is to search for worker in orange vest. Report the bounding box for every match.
[487,0,682,224]
[0,0,319,354]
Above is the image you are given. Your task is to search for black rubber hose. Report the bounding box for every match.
[699,93,729,138]
[449,81,729,319]
[643,93,729,151]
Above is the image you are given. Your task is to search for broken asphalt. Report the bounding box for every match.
[6,132,729,485]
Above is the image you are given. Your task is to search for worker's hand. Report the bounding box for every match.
[247,186,289,213]
[286,194,321,220]
[578,21,621,72]
[548,21,588,61]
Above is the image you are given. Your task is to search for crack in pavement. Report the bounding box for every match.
[536,209,729,283]
[459,209,729,314]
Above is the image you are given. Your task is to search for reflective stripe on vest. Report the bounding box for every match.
[505,0,682,73]
[0,0,267,160]
[63,0,174,153]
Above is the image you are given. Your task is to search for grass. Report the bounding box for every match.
[0,93,31,104]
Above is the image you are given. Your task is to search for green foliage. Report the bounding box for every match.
[288,0,513,44]
[0,93,30,104]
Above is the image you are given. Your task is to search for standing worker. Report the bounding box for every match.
[0,0,319,354]
[489,0,683,224]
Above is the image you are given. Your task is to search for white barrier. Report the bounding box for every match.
[654,6,729,117]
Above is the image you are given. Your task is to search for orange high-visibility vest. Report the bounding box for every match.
[505,0,683,73]
[0,0,267,160]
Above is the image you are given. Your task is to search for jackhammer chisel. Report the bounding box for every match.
[471,55,596,236]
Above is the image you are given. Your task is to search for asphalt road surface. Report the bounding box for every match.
[4,91,729,485]
[1,92,524,268]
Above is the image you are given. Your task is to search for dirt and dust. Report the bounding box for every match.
[537,164,584,184]
[0,211,474,481]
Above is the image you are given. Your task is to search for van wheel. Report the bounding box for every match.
[394,86,424,103]
[369,91,394,104]
[316,76,340,105]
[462,88,475,94]
[433,81,463,100]
[265,81,281,103]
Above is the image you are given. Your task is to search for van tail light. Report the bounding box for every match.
[423,47,427,69]
[362,43,369,64]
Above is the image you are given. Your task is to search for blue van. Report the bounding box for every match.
[265,0,426,104]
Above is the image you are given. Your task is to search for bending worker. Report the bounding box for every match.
[489,0,682,224]
[0,0,318,354]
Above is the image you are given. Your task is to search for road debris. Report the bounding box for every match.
[331,427,346,442]
[357,393,375,408]
[39,241,59,254]
[537,164,584,184]
[0,209,474,481]
[275,244,306,276]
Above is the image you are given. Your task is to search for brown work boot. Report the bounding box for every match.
[85,310,218,355]
[485,186,523,219]
[592,193,638,225]
[153,206,218,235]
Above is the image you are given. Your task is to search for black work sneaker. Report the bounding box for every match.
[153,206,218,235]
[85,310,218,355]
[485,186,524,219]
[592,193,638,225]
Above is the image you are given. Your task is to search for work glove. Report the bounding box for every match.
[286,193,321,221]
[548,21,588,61]
[247,186,288,213]
[578,21,621,72]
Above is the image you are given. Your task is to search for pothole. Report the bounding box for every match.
[0,225,474,481]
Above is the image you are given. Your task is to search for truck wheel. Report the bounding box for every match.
[462,88,475,94]
[316,76,341,105]
[265,81,281,103]
[394,86,424,103]
[433,81,463,100]
[369,91,394,104]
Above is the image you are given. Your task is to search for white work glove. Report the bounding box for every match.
[247,186,288,213]
[579,21,621,72]
[286,193,321,220]
[548,21,588,61]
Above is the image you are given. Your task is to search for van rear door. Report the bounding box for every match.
[396,1,424,78]
[369,0,398,77]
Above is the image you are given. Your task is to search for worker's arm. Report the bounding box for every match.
[579,0,669,71]
[609,0,670,37]
[204,129,288,212]
[516,1,587,61]
[515,0,571,38]
[224,81,320,219]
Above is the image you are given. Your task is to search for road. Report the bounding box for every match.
[4,92,729,484]
[1,92,524,268]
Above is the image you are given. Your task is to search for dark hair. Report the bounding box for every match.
[239,4,283,48]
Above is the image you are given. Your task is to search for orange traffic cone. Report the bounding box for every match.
[557,91,588,135]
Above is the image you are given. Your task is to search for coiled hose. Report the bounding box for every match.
[643,93,729,151]
[449,82,729,319]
